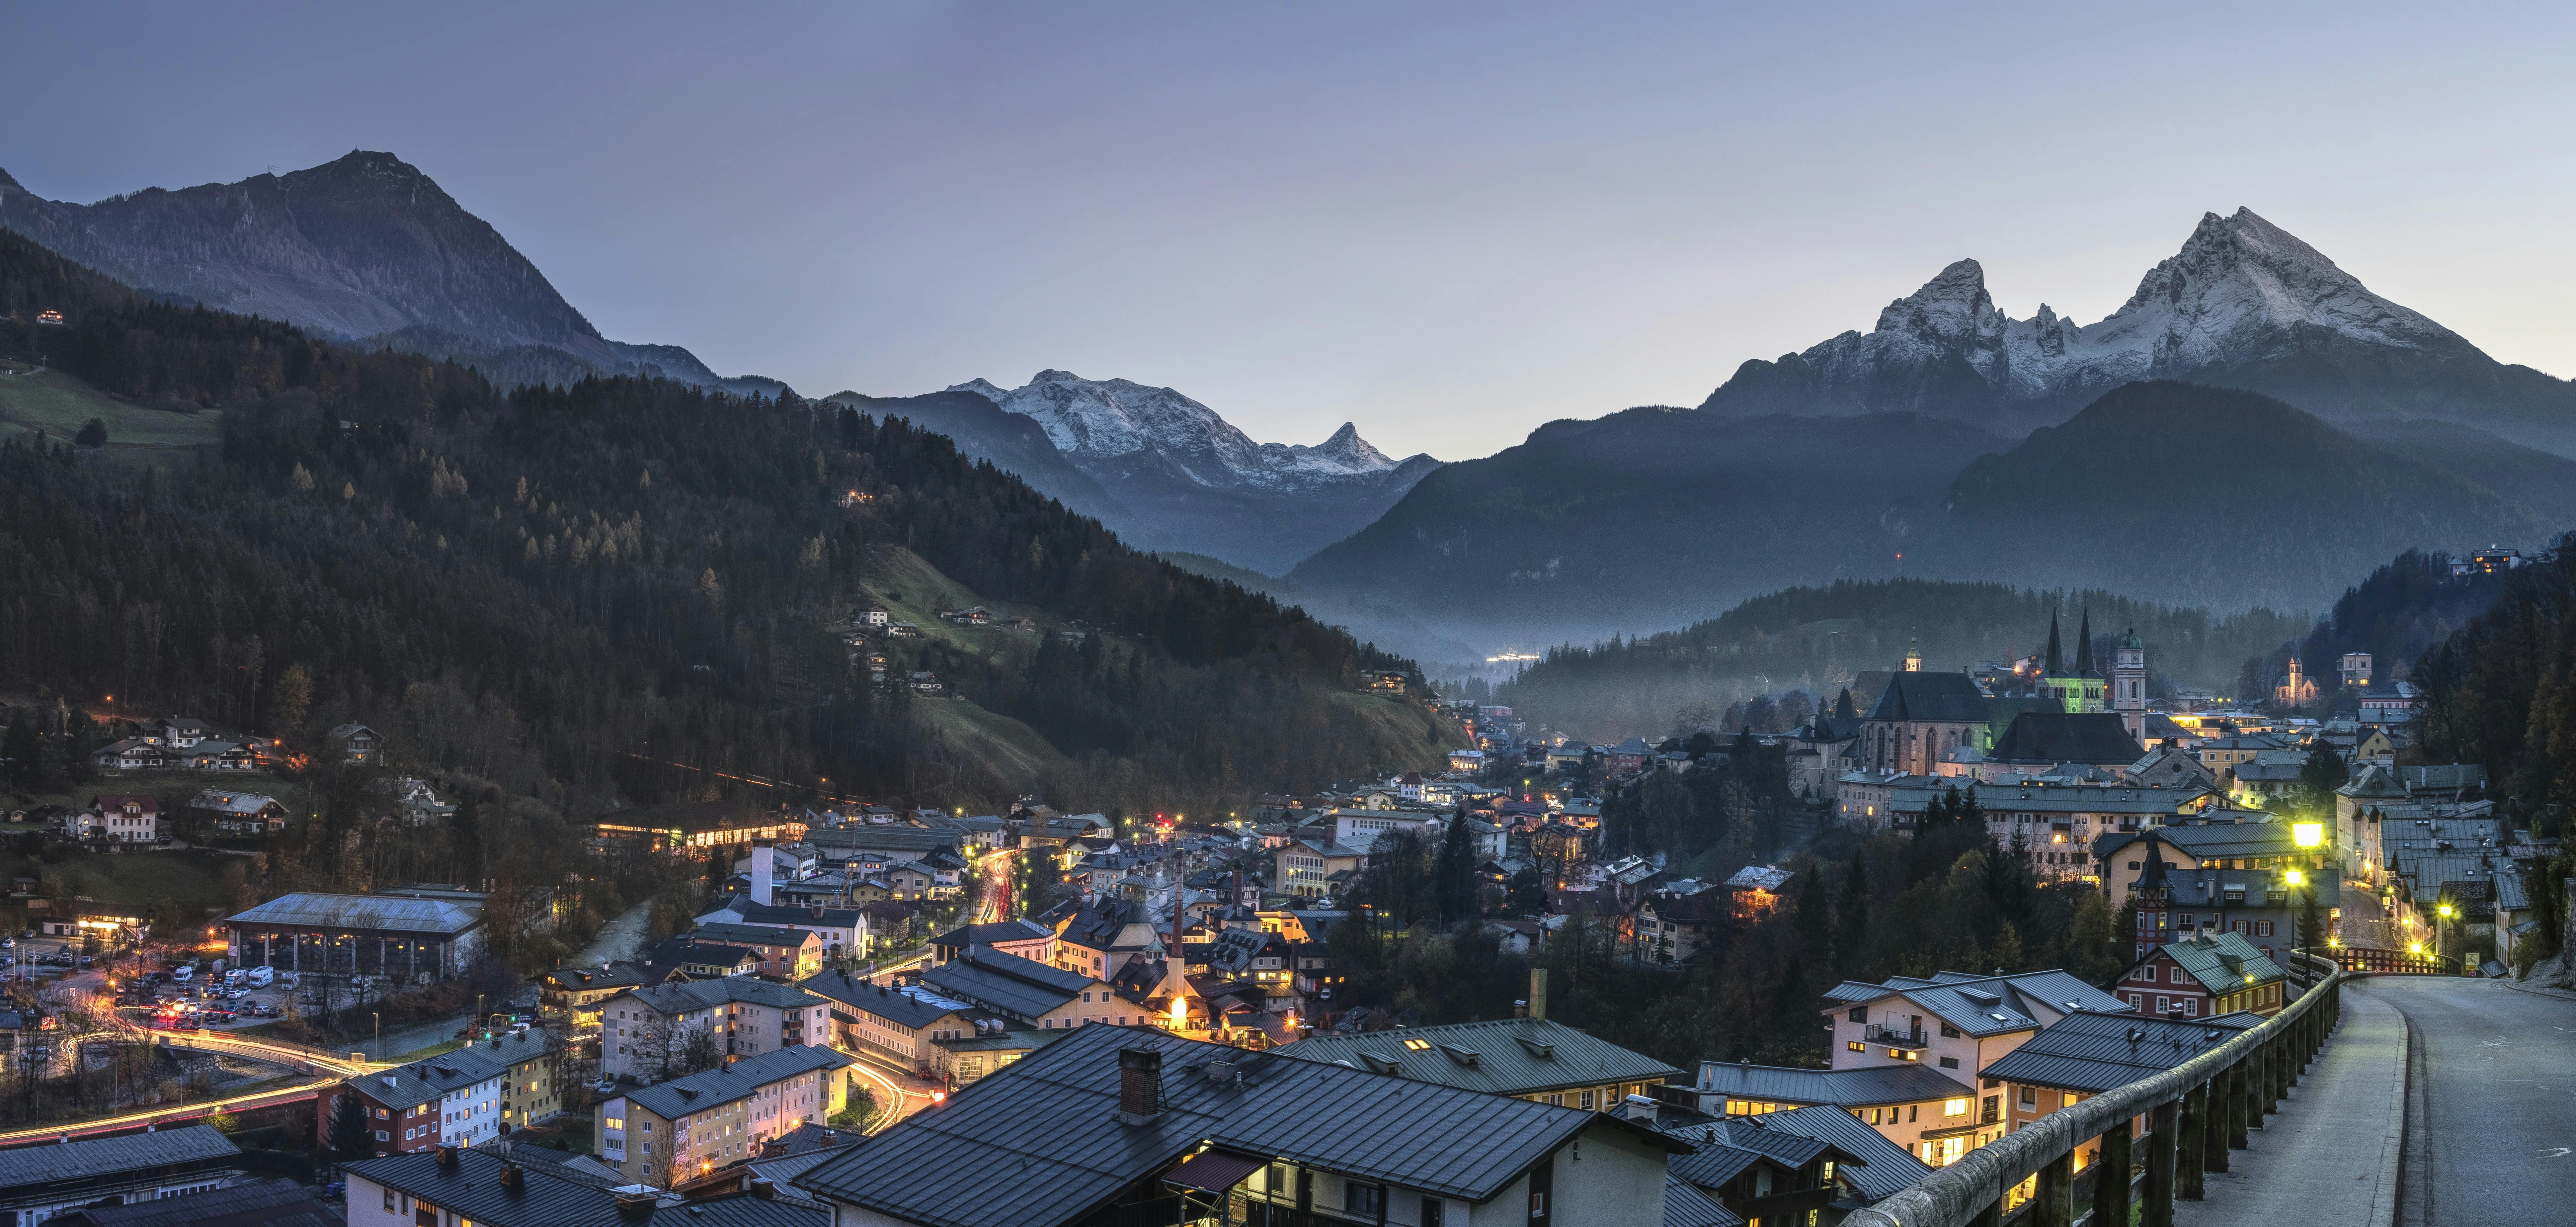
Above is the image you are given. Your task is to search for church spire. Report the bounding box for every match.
[2044,612,2063,675]
[2074,609,2094,675]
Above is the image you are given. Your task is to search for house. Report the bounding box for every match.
[82,794,161,843]
[596,1044,852,1184]
[1978,711,2145,781]
[668,943,766,980]
[599,979,834,1082]
[1361,668,1409,693]
[48,1178,336,1227]
[786,1024,1682,1227]
[1723,864,1794,916]
[2358,680,2424,724]
[1671,1058,1988,1161]
[918,945,1141,1031]
[1977,1009,2262,1157]
[0,1127,243,1227]
[929,919,1055,966]
[1274,836,1371,900]
[858,606,890,626]
[345,1143,825,1227]
[183,739,260,772]
[689,921,825,980]
[1651,1100,1934,1222]
[91,739,170,771]
[538,965,648,1032]
[322,1032,558,1155]
[1634,884,1725,965]
[185,788,286,835]
[931,1026,1067,1090]
[799,969,983,1074]
[1042,896,1172,980]
[2126,745,2216,791]
[699,900,867,959]
[329,722,381,764]
[2095,825,2333,962]
[1448,748,1487,773]
[1277,1014,1678,1112]
[2112,931,2287,1019]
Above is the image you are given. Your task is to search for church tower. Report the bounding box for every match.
[1902,637,1922,672]
[2114,627,2147,742]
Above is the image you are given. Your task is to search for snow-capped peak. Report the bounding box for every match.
[943,371,1418,491]
[1875,258,2005,343]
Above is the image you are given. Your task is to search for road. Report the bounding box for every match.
[0,1025,385,1148]
[2380,976,2576,1227]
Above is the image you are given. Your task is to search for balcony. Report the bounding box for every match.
[1865,1024,1928,1049]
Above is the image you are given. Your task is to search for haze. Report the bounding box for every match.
[8,0,2575,461]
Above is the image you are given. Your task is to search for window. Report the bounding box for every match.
[1943,1098,1969,1117]
[1846,1041,1865,1053]
[1346,1184,1384,1216]
[1908,1105,1919,1123]
[1938,1056,1959,1069]
[2140,965,2157,983]
[1402,1037,1432,1051]
[386,1189,398,1212]
[1580,1090,1596,1110]
[604,1116,624,1131]
[2259,920,2275,936]
[375,1130,388,1141]
[1847,1007,1866,1023]
[2061,1093,2077,1109]
[1422,1198,1445,1227]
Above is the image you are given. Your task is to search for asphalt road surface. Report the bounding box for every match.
[2378,976,2576,1227]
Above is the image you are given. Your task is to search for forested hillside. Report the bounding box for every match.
[0,227,1449,823]
[2412,533,2576,816]
[1492,578,2306,739]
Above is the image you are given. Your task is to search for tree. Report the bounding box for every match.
[2296,743,2349,813]
[2295,885,2325,954]
[675,1025,723,1077]
[1431,814,1478,926]
[270,663,313,732]
[73,418,106,448]
[2,715,40,790]
[326,1088,375,1160]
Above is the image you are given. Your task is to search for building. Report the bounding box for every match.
[1274,835,1371,900]
[918,945,1140,1031]
[225,892,486,980]
[2096,824,2334,962]
[595,800,807,852]
[1978,1010,2261,1149]
[600,979,834,1082]
[1979,711,2146,781]
[81,794,160,843]
[597,1045,852,1185]
[1671,1058,1986,1156]
[689,922,824,980]
[2338,653,2373,687]
[328,722,381,764]
[1276,1015,1677,1111]
[538,965,648,1033]
[2111,628,2148,743]
[1858,672,2015,776]
[787,1024,1681,1227]
[2358,681,2425,725]
[2111,931,2287,1018]
[0,1126,242,1227]
[324,1033,559,1155]
[344,1145,824,1227]
[49,1177,337,1227]
[928,919,1055,966]
[699,901,867,960]
[669,943,767,979]
[184,788,287,836]
[798,969,981,1074]
[931,1026,1066,1090]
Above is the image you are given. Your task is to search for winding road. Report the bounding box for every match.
[2383,976,2576,1227]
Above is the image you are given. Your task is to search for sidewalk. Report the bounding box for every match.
[2175,985,2405,1227]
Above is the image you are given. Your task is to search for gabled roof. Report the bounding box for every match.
[799,970,975,1029]
[1731,1103,1935,1201]
[1978,1009,2261,1094]
[922,946,1103,1020]
[350,1146,823,1227]
[695,921,821,948]
[1823,968,2132,1034]
[1275,1016,1678,1096]
[790,1023,1681,1227]
[227,892,481,935]
[51,1177,331,1227]
[931,919,1054,949]
[617,977,828,1015]
[728,902,867,929]
[1691,1060,1971,1108]
[1663,1175,1746,1227]
[1864,672,1993,724]
[2155,931,2285,994]
[1986,712,2145,766]
[625,1045,852,1119]
[0,1124,239,1187]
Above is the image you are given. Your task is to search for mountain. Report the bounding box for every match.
[1152,551,1487,672]
[948,370,1442,572]
[0,150,784,397]
[1287,408,2012,643]
[1926,382,2555,611]
[1703,208,2576,455]
[823,388,1138,536]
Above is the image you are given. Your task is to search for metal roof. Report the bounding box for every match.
[930,920,1053,949]
[1863,673,1994,724]
[355,1033,554,1111]
[1663,1171,1747,1227]
[1730,1104,1935,1202]
[618,977,829,1015]
[696,921,820,948]
[1986,712,2145,766]
[920,946,1102,1022]
[2156,932,2285,994]
[798,971,975,1030]
[350,1146,824,1227]
[792,1024,1680,1227]
[1977,1010,2261,1095]
[625,1045,852,1120]
[49,1177,332,1227]
[0,1125,240,1189]
[1823,970,2132,1036]
[227,892,481,934]
[1277,1017,1679,1097]
[1690,1061,1971,1108]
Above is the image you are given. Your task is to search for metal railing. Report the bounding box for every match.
[1843,972,2347,1227]
[1866,1024,1930,1047]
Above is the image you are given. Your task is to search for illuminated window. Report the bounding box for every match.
[1943,1098,1969,1117]
[1401,1038,1432,1051]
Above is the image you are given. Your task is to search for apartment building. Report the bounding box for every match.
[597,1045,852,1185]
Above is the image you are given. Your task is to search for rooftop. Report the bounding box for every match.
[227,892,481,935]
[625,1045,853,1120]
[0,1124,240,1189]
[349,1146,822,1227]
[1276,1016,1679,1096]
[1978,1009,2262,1094]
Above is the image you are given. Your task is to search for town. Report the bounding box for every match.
[0,584,2556,1227]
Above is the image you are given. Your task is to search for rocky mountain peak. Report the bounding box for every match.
[1874,258,2000,341]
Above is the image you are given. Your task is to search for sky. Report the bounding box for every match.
[7,1,2576,461]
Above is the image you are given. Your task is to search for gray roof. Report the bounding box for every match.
[1968,783,2213,817]
[931,920,1053,950]
[799,970,975,1030]
[2156,932,2285,994]
[350,1145,824,1227]
[808,827,965,856]
[618,977,828,1016]
[1978,1009,2261,1095]
[50,1177,331,1227]
[1727,1104,1935,1201]
[354,1032,558,1111]
[921,946,1104,1022]
[1986,712,2146,766]
[0,1124,240,1188]
[728,902,868,929]
[186,789,282,815]
[2093,823,2306,864]
[1691,1060,1971,1108]
[695,921,820,947]
[227,892,481,934]
[790,1023,1680,1227]
[625,1045,852,1119]
[1277,1016,1678,1096]
[1663,1174,1746,1227]
[1824,969,2133,1035]
[1863,673,1994,724]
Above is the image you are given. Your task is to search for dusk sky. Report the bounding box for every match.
[8,1,2574,460]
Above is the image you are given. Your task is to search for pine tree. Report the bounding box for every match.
[327,1088,375,1160]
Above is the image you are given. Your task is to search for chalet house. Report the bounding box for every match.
[82,795,160,844]
[92,739,171,771]
[186,788,287,835]
[689,921,824,980]
[2112,931,2286,1018]
[1635,884,1725,965]
[788,1024,1681,1227]
[1648,1100,1934,1225]
[668,942,766,979]
[329,723,381,765]
[157,716,212,748]
[701,901,866,959]
[184,740,259,771]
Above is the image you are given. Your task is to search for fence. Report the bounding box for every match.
[1843,971,2346,1227]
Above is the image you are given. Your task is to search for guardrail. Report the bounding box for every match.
[1844,971,2346,1227]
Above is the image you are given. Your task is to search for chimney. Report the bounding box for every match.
[436,1144,460,1171]
[614,1190,659,1222]
[1117,1046,1164,1125]
[750,1179,777,1201]
[498,1163,525,1191]
[752,838,774,907]
[1527,968,1548,1021]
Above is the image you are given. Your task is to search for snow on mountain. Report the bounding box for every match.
[1705,207,2485,421]
[949,370,1427,491]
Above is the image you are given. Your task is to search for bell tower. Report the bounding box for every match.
[2114,627,2147,743]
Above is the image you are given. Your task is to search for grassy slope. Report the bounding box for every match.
[859,546,1074,787]
[0,367,221,464]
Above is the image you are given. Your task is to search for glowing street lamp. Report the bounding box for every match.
[2291,823,2324,849]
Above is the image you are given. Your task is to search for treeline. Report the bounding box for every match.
[2288,550,2508,691]
[0,225,1443,828]
[2414,532,2576,823]
[1328,781,2120,1069]
[1496,578,2306,739]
